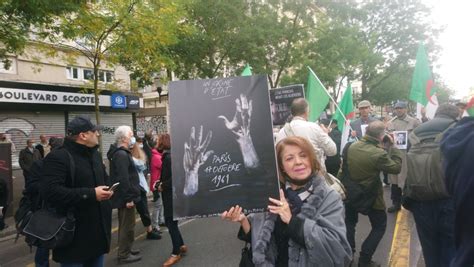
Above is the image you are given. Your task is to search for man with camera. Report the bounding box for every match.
[386,101,420,212]
[343,121,402,267]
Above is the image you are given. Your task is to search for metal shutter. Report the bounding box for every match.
[0,112,65,169]
[69,112,133,159]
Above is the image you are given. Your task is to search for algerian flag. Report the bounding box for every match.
[306,67,330,122]
[241,64,252,76]
[333,84,355,151]
[467,96,474,117]
[410,44,438,119]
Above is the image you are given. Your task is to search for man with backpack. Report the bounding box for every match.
[40,116,113,266]
[403,104,459,267]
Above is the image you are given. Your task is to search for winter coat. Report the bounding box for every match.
[149,149,163,191]
[107,144,141,209]
[344,135,402,210]
[441,117,474,267]
[19,147,41,174]
[160,150,173,218]
[40,138,112,263]
[247,176,352,267]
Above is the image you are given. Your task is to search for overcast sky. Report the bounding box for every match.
[423,0,474,98]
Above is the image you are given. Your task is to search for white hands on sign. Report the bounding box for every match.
[183,126,214,196]
[218,94,260,170]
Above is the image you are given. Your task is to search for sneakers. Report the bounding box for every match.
[118,254,142,264]
[131,249,140,255]
[146,229,162,240]
[163,254,181,267]
[358,260,381,267]
[387,205,401,213]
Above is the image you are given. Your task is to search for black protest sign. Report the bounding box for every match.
[169,75,279,220]
[269,84,305,125]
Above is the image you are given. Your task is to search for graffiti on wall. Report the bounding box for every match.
[0,118,36,168]
[136,116,168,137]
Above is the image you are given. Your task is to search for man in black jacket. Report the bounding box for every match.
[19,139,41,185]
[40,115,113,266]
[107,125,142,264]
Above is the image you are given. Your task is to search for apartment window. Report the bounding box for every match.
[98,70,105,82]
[83,69,94,80]
[105,71,113,83]
[66,67,79,79]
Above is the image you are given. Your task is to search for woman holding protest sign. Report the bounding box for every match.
[221,136,352,266]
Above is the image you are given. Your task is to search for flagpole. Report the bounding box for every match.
[307,66,349,125]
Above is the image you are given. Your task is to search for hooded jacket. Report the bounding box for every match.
[441,117,474,267]
[107,144,141,209]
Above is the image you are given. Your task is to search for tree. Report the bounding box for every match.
[46,0,183,151]
[354,0,442,99]
[0,0,82,66]
[169,0,249,79]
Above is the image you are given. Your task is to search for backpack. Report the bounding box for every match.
[404,122,455,201]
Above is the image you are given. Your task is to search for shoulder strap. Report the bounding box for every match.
[283,122,295,137]
[63,149,76,186]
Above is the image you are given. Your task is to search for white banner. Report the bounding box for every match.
[0,87,111,107]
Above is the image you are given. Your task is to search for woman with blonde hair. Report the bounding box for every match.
[131,137,161,240]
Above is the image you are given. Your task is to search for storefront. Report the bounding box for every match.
[0,81,142,167]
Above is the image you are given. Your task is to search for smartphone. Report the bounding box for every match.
[107,182,120,192]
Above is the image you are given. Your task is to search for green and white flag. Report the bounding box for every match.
[306,67,330,122]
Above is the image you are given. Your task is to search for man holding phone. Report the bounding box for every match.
[107,126,142,264]
[40,115,113,267]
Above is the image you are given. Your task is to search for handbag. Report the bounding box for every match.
[21,149,76,249]
[239,242,255,267]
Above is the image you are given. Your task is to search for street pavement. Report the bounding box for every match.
[0,186,424,267]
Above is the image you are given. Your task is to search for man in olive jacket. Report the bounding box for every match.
[41,116,113,266]
[344,121,402,267]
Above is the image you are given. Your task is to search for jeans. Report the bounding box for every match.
[117,207,136,258]
[35,247,50,267]
[135,190,151,227]
[345,205,387,263]
[59,254,104,267]
[411,198,456,267]
[152,194,165,229]
[165,216,184,255]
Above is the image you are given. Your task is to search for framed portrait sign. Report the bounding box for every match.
[393,131,408,149]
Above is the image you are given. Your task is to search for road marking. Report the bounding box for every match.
[388,207,411,267]
[27,218,195,266]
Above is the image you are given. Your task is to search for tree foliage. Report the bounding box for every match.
[0,0,82,66]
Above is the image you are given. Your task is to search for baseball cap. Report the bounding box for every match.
[358,100,371,108]
[394,101,407,109]
[67,115,103,135]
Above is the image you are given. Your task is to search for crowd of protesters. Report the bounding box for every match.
[0,96,472,267]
